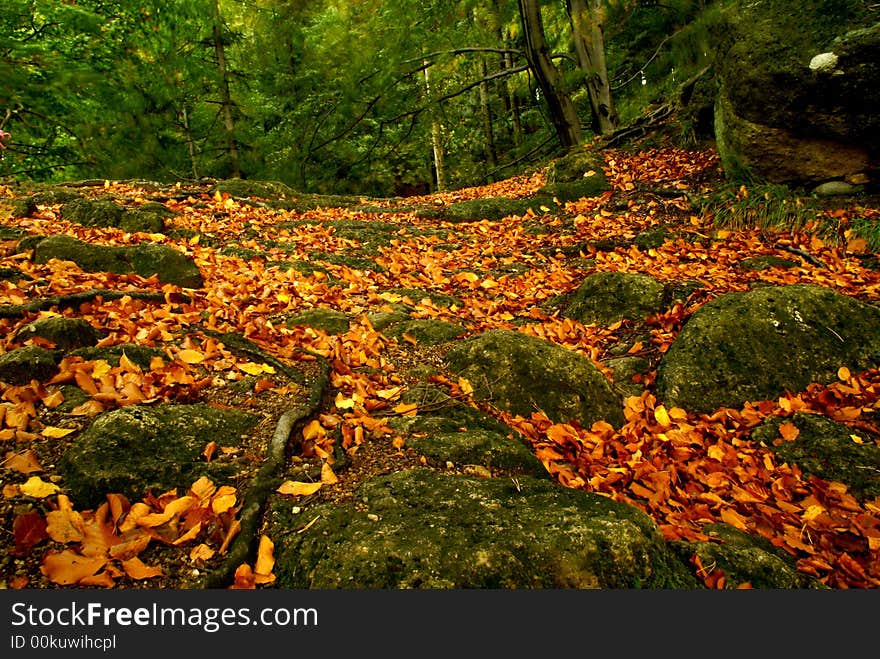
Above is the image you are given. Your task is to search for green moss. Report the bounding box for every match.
[563,272,666,326]
[382,319,467,345]
[270,468,699,589]
[285,308,350,335]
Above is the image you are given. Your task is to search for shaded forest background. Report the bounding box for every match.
[1,0,730,195]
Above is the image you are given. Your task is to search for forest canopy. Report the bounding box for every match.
[1,0,720,195]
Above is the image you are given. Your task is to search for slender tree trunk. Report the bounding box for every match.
[211,0,240,178]
[517,0,583,149]
[503,47,523,146]
[478,58,498,176]
[566,0,618,136]
[423,61,446,192]
[180,104,199,180]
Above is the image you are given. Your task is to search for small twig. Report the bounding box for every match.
[776,244,828,269]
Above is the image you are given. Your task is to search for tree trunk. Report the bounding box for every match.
[566,0,618,136]
[423,61,446,192]
[517,0,583,149]
[211,0,241,178]
[478,58,498,176]
[180,104,199,180]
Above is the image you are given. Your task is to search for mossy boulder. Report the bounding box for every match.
[444,329,624,428]
[68,343,165,369]
[58,403,259,508]
[382,319,467,345]
[33,235,203,288]
[713,2,878,184]
[751,413,880,501]
[670,524,827,589]
[544,148,608,185]
[390,388,547,477]
[656,284,880,412]
[285,308,350,335]
[16,317,101,351]
[0,346,60,385]
[60,198,123,228]
[270,468,699,588]
[562,271,666,326]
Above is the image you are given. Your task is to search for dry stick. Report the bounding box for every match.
[201,348,331,589]
[0,289,189,319]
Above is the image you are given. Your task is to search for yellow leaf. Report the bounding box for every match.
[321,462,338,485]
[334,393,356,409]
[850,434,864,445]
[190,544,215,562]
[239,362,275,376]
[653,405,672,428]
[177,349,205,364]
[837,366,851,381]
[457,377,474,395]
[276,481,323,496]
[41,426,76,439]
[20,476,60,498]
[302,419,326,441]
[92,360,112,379]
[211,493,237,514]
[393,402,418,416]
[802,504,826,522]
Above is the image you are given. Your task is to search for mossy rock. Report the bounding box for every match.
[58,403,259,508]
[285,308,350,335]
[445,329,624,428]
[60,198,123,228]
[119,205,172,233]
[562,271,666,326]
[211,178,297,199]
[16,317,101,351]
[270,468,699,588]
[0,346,61,386]
[391,385,546,476]
[33,235,203,288]
[537,176,610,202]
[656,284,880,412]
[383,319,467,345]
[670,524,827,589]
[366,310,411,331]
[606,356,651,399]
[544,148,607,184]
[751,413,880,500]
[429,197,549,223]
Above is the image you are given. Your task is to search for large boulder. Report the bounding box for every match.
[656,284,880,412]
[562,271,666,326]
[444,329,624,428]
[33,235,203,288]
[58,403,258,508]
[713,1,879,186]
[270,468,699,588]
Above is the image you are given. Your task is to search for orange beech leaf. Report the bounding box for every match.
[136,496,196,527]
[4,449,43,474]
[121,557,164,580]
[779,422,800,442]
[108,532,152,560]
[172,521,203,546]
[190,543,215,562]
[720,507,749,531]
[45,508,86,544]
[230,563,256,590]
[40,550,107,585]
[254,534,275,584]
[189,476,217,501]
[211,492,237,515]
[277,481,322,496]
[321,462,339,485]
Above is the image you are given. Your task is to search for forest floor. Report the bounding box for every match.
[1,145,879,590]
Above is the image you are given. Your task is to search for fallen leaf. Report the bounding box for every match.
[12,510,49,556]
[20,476,60,498]
[40,550,106,585]
[277,480,323,496]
